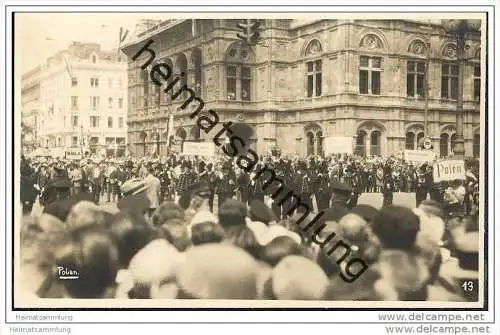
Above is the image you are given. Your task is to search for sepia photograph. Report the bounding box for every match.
[12,11,487,310]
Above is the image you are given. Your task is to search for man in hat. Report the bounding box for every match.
[176,161,196,200]
[314,162,331,212]
[41,169,72,208]
[20,157,37,215]
[236,166,251,208]
[88,160,102,204]
[428,165,443,203]
[113,161,127,202]
[329,182,352,215]
[144,165,162,219]
[205,163,218,212]
[415,163,430,207]
[296,160,313,211]
[117,178,150,217]
[381,164,395,207]
[216,161,236,211]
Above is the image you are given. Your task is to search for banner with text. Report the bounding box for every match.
[324,136,354,155]
[170,137,183,153]
[404,150,436,163]
[49,148,65,158]
[65,149,83,160]
[433,159,466,182]
[182,141,215,157]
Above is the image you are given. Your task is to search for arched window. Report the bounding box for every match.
[176,128,187,141]
[440,133,449,157]
[161,58,174,103]
[355,130,367,157]
[91,54,97,63]
[473,134,480,158]
[416,132,425,147]
[190,125,201,141]
[152,62,161,107]
[371,131,381,156]
[225,43,253,101]
[307,132,315,156]
[304,40,323,98]
[191,49,203,95]
[316,131,323,156]
[174,54,188,99]
[405,132,415,150]
[450,134,457,155]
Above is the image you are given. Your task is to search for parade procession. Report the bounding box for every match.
[17,17,483,304]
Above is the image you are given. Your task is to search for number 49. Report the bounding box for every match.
[462,281,474,292]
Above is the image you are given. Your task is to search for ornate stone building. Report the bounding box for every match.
[121,19,482,158]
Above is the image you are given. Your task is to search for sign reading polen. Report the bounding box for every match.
[433,159,466,182]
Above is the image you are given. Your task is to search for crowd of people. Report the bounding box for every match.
[18,152,481,302]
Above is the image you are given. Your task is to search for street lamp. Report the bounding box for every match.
[441,19,481,158]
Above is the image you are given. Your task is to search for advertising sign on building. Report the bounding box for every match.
[404,150,436,163]
[65,148,83,160]
[182,141,215,157]
[324,136,354,155]
[433,159,466,182]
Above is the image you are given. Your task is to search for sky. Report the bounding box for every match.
[13,14,466,74]
[15,13,174,73]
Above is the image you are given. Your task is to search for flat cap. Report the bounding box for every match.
[120,178,148,196]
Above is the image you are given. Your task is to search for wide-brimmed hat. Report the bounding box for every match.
[120,178,148,196]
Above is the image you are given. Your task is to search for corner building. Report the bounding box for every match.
[122,19,481,158]
[34,42,128,157]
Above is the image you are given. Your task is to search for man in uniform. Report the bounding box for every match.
[236,165,251,207]
[314,161,331,212]
[381,163,395,207]
[297,160,313,211]
[206,163,218,212]
[328,182,352,218]
[415,164,429,207]
[216,161,236,211]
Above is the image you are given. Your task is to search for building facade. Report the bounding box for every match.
[122,19,482,158]
[21,66,41,154]
[33,42,128,157]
